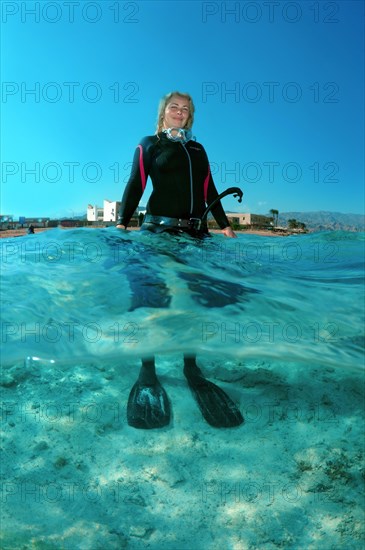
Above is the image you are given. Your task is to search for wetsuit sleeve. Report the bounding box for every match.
[117,136,155,227]
[201,147,230,229]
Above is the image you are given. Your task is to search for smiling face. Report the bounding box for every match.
[162,96,190,129]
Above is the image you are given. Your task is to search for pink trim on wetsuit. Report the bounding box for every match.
[137,145,146,191]
[203,166,210,203]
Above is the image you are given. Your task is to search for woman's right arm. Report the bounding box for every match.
[116,136,155,229]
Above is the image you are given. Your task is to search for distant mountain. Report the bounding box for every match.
[278,211,364,232]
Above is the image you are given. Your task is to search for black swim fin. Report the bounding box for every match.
[186,374,244,428]
[127,380,171,429]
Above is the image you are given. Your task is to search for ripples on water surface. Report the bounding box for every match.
[2,228,364,370]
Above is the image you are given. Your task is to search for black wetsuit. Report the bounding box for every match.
[115,132,252,311]
[116,133,245,430]
[117,133,230,234]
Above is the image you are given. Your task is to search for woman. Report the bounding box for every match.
[117,91,243,430]
[116,92,236,238]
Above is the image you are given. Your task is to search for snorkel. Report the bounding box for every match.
[201,187,243,225]
[187,187,243,230]
[193,187,243,229]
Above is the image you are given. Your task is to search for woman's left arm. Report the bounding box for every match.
[202,148,238,238]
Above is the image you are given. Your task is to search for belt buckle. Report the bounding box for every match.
[189,218,202,230]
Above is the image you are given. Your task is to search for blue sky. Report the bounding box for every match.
[1,0,364,219]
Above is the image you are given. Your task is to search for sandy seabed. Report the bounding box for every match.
[1,354,364,549]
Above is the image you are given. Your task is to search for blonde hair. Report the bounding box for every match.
[155,91,195,133]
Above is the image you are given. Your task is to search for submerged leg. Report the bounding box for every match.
[183,354,244,428]
[125,260,171,311]
[178,271,259,308]
[127,357,171,429]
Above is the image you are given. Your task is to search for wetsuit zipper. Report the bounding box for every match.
[180,143,194,215]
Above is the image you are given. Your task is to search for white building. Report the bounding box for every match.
[87,204,104,222]
[87,201,121,223]
[103,199,121,222]
[86,200,147,224]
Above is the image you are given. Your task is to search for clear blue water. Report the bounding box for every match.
[1,228,364,549]
[1,228,364,371]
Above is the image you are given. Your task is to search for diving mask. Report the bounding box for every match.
[162,127,193,144]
